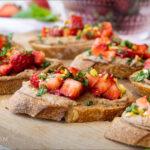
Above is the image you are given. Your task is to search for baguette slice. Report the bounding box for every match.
[105,117,150,148]
[0,59,61,95]
[8,82,76,121]
[29,36,93,59]
[8,81,134,122]
[71,51,143,79]
[130,71,150,97]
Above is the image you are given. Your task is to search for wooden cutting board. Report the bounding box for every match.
[0,33,142,150]
[0,80,141,150]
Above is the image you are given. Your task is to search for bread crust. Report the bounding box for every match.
[105,117,150,148]
[130,71,150,96]
[0,59,61,95]
[71,52,143,79]
[29,37,94,59]
[8,81,134,122]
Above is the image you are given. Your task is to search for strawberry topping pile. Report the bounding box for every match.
[40,15,113,40]
[0,34,50,76]
[30,67,126,100]
[90,36,150,62]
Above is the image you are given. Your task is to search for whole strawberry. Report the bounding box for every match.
[10,53,34,73]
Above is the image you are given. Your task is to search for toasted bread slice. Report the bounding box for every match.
[71,51,143,79]
[29,36,93,59]
[130,71,150,96]
[8,82,77,121]
[8,81,134,122]
[0,59,61,95]
[105,117,150,148]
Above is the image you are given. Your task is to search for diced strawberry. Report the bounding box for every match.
[86,73,99,88]
[101,22,113,37]
[68,67,79,76]
[41,27,48,37]
[32,50,45,66]
[32,0,50,9]
[0,35,7,49]
[144,59,150,69]
[92,75,113,96]
[70,15,83,30]
[0,64,12,76]
[103,50,116,61]
[60,78,83,100]
[102,83,121,100]
[10,53,34,73]
[92,38,108,56]
[0,4,21,17]
[46,74,63,91]
[136,96,149,109]
[49,28,63,37]
[30,73,40,88]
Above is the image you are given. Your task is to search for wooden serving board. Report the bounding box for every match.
[0,80,141,150]
[0,33,142,149]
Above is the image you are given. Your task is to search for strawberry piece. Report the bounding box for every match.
[32,0,50,9]
[10,53,34,73]
[46,74,63,91]
[136,96,149,109]
[101,22,113,37]
[0,64,12,76]
[60,78,83,100]
[41,27,48,37]
[68,67,79,76]
[30,73,40,88]
[32,50,45,66]
[144,58,150,69]
[70,15,83,30]
[49,28,63,37]
[0,35,7,49]
[86,73,99,88]
[92,75,113,96]
[102,83,121,100]
[0,4,21,17]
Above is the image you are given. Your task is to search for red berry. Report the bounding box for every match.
[0,64,12,76]
[70,15,83,30]
[102,83,121,100]
[30,73,40,88]
[60,78,83,100]
[32,50,45,66]
[10,53,34,73]
[68,67,79,76]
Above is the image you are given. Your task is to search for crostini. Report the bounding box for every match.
[29,15,113,59]
[130,58,150,96]
[105,96,150,148]
[71,37,150,79]
[0,34,61,94]
[8,67,134,122]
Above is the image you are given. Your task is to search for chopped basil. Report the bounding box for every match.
[85,100,94,106]
[126,103,138,114]
[36,87,47,96]
[126,58,133,65]
[120,40,133,49]
[82,78,88,86]
[42,60,51,68]
[132,69,150,82]
[76,34,81,40]
[77,71,86,78]
[38,74,47,80]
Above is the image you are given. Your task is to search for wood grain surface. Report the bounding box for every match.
[0,33,142,150]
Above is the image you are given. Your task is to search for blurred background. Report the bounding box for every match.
[0,0,150,42]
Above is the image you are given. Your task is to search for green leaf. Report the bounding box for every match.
[42,60,51,69]
[133,70,150,82]
[120,40,133,49]
[36,87,47,96]
[82,78,88,86]
[85,100,94,106]
[14,4,58,22]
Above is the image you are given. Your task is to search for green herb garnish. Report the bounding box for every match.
[132,69,150,82]
[42,60,51,69]
[82,78,88,86]
[76,34,81,40]
[120,40,133,49]
[36,87,47,96]
[126,58,133,65]
[126,103,138,114]
[38,73,47,80]
[14,4,58,22]
[85,100,94,106]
